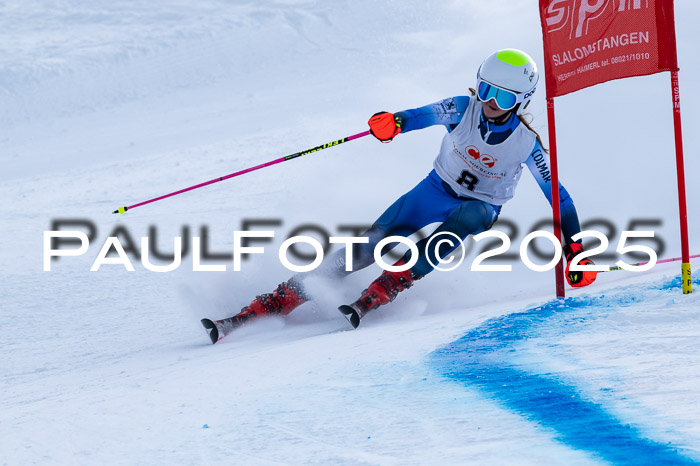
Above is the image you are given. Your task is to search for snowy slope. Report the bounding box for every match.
[2,1,700,464]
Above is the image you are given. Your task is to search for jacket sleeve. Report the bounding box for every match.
[525,139,582,245]
[394,96,470,134]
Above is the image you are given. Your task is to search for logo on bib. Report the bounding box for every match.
[466,146,496,168]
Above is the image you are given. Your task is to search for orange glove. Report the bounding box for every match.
[368,111,402,142]
[564,242,597,287]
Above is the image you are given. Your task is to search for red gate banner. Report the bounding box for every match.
[539,0,679,97]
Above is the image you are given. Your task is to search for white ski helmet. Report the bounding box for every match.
[476,48,539,114]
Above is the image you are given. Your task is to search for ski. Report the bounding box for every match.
[205,301,365,344]
[338,304,367,329]
[201,317,240,344]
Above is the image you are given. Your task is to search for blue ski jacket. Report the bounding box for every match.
[395,96,581,244]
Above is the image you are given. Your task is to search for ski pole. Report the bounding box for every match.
[112,130,371,214]
[601,253,700,272]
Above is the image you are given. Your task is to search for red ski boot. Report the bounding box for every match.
[201,278,308,344]
[338,260,420,329]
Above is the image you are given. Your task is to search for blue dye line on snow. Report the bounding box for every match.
[430,274,700,465]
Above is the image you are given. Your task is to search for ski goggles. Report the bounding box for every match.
[476,79,523,111]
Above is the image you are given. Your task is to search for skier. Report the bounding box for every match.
[202,48,597,343]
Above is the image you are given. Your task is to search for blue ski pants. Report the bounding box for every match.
[310,169,501,279]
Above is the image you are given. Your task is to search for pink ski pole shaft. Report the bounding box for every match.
[601,253,700,272]
[113,130,371,214]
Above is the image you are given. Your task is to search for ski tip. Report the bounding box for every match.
[338,305,361,329]
[112,206,128,214]
[200,318,220,344]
